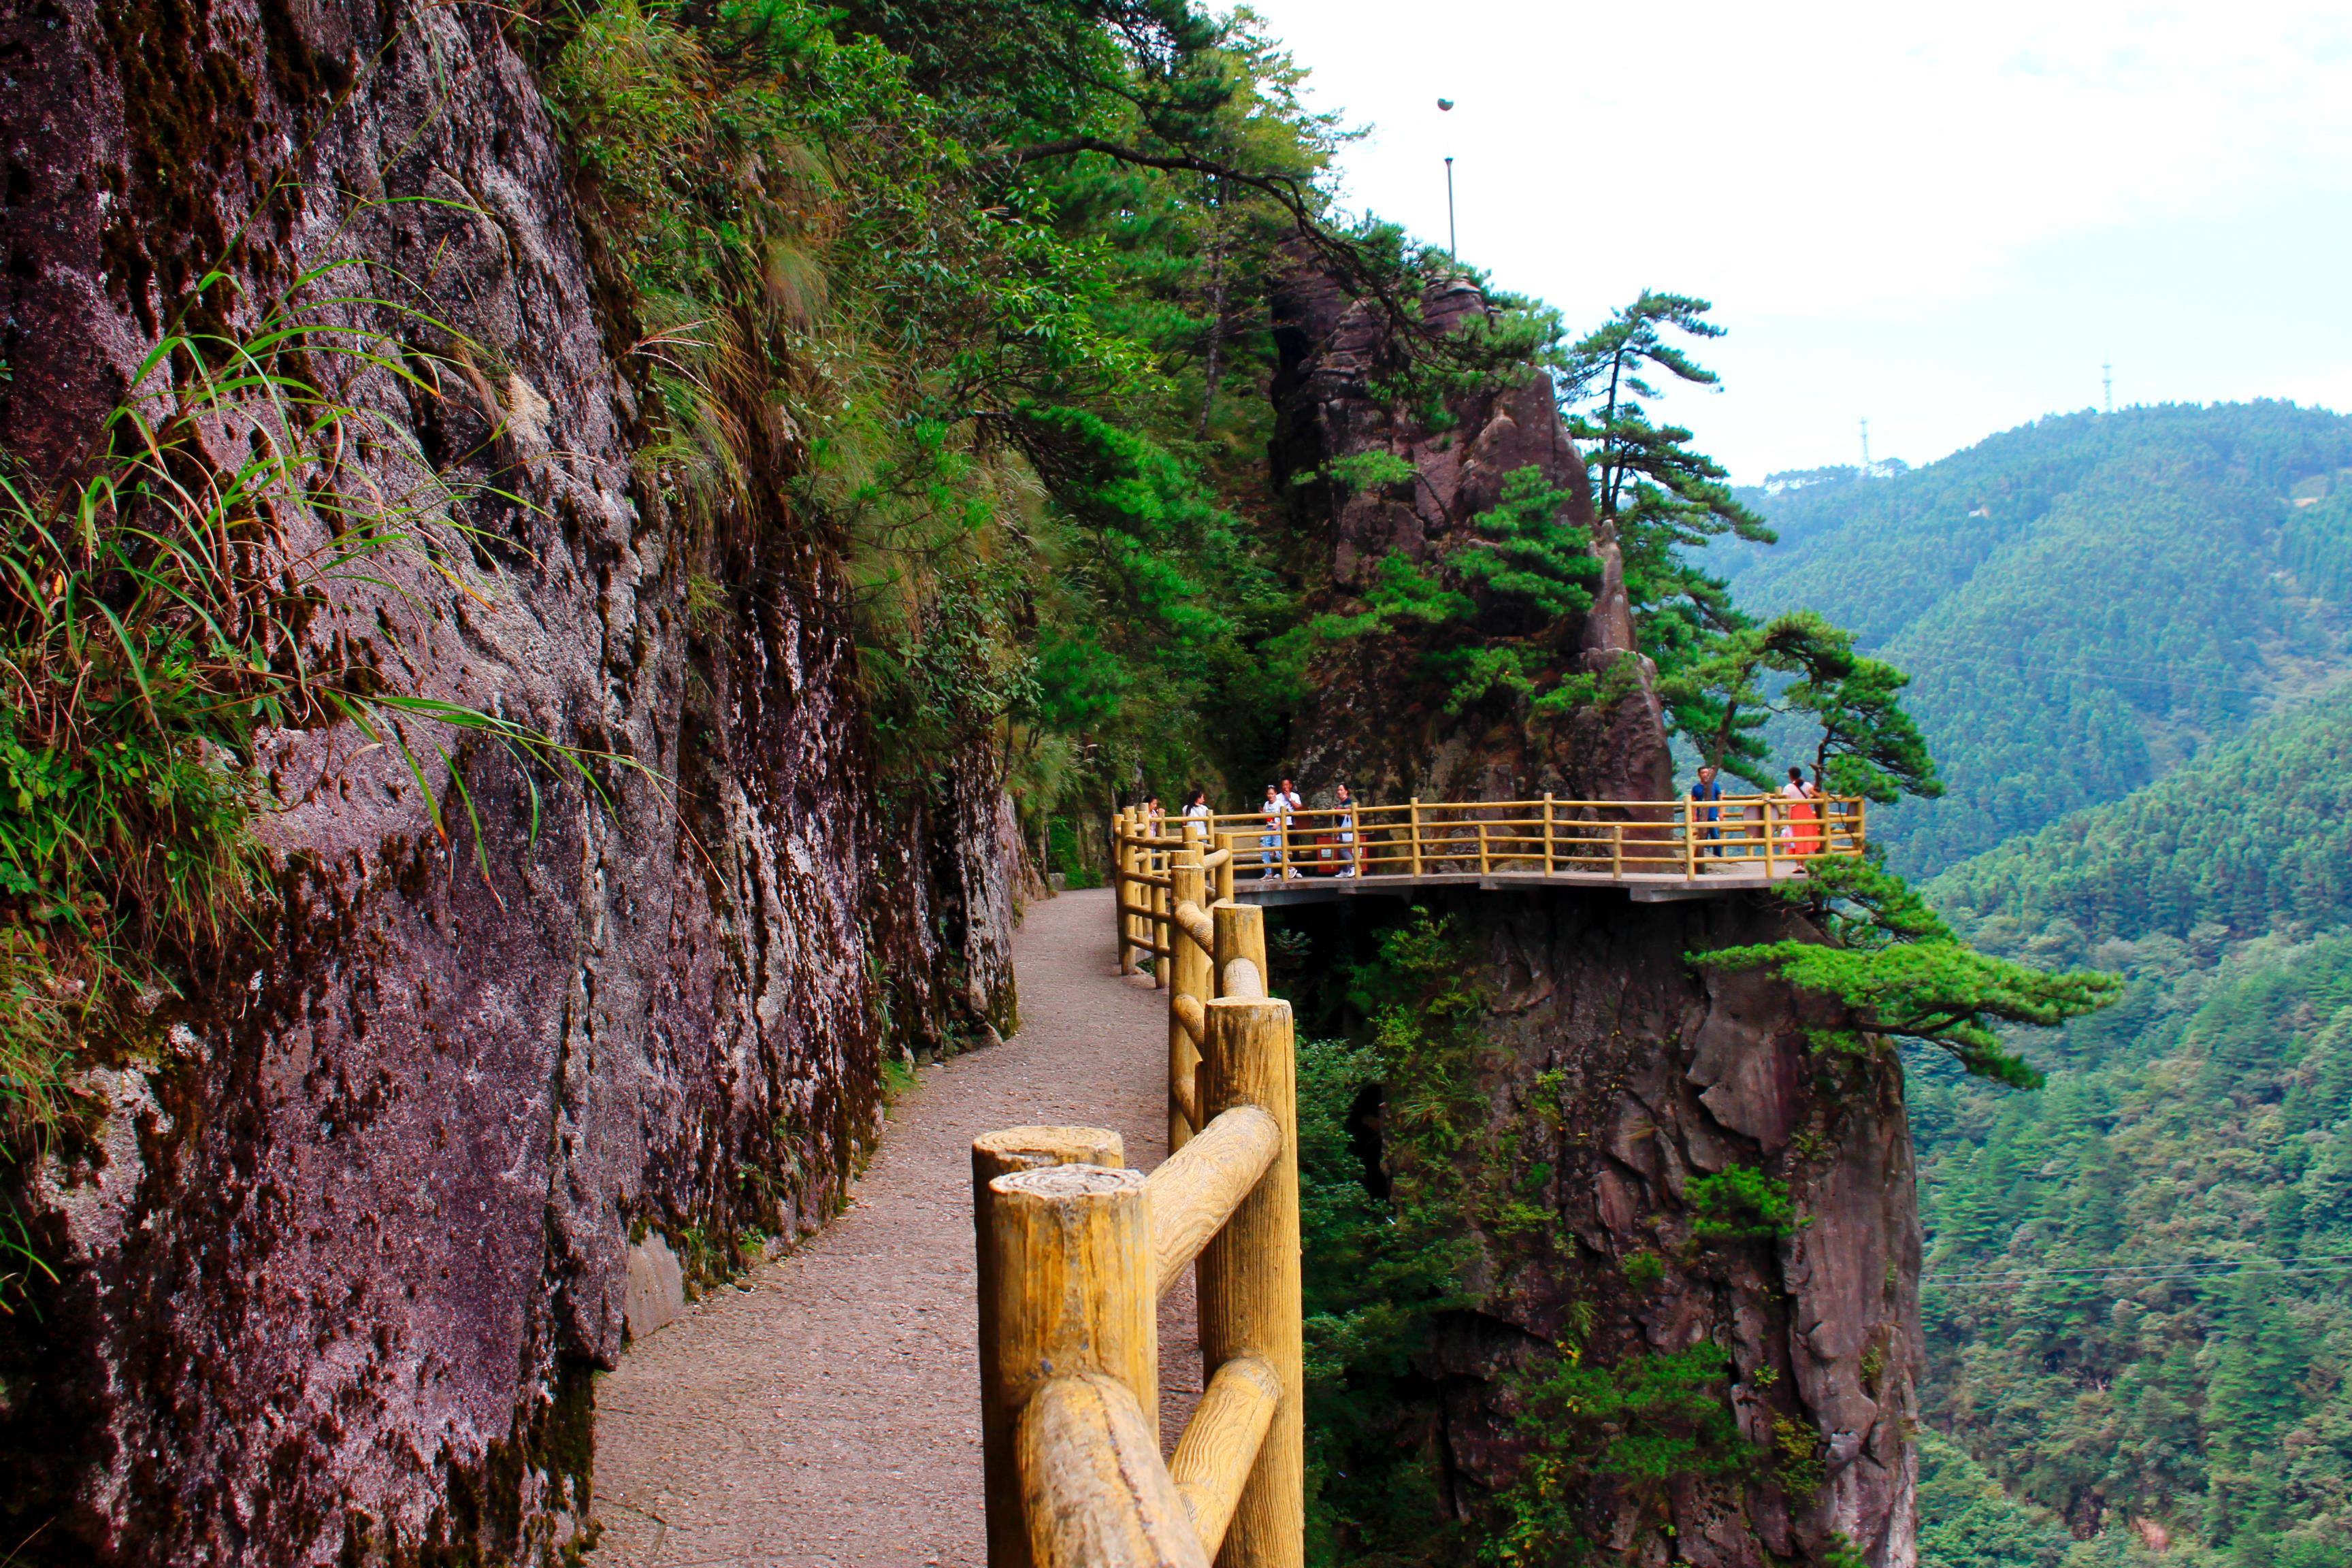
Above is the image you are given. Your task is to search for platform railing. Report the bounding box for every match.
[1182,791,1864,884]
[973,838,1301,1567]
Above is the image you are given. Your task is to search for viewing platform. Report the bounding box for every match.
[1115,792,1864,926]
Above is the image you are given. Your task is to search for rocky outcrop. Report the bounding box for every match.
[1407,888,1923,1567]
[0,3,1014,1563]
[1273,264,1921,1564]
[1269,262,1671,805]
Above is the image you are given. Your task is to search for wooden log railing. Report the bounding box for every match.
[974,842,1301,1568]
[1145,791,1865,887]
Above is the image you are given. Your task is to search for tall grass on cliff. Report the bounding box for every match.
[0,269,595,1188]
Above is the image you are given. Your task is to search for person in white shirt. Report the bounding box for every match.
[1258,785,1284,879]
[1276,778,1304,878]
[1333,783,1359,877]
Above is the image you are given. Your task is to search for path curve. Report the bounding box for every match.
[587,887,1198,1567]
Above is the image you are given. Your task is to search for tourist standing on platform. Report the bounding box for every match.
[1333,783,1360,877]
[1690,766,1725,858]
[1182,788,1211,836]
[1780,767,1821,858]
[1276,777,1304,879]
[1258,784,1284,879]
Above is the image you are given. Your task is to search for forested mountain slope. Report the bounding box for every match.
[1899,696,2352,1568]
[1724,405,2352,877]
[1934,683,2352,949]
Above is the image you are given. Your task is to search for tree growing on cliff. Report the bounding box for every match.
[1663,610,1942,800]
[1558,291,1775,662]
[1700,859,2121,1087]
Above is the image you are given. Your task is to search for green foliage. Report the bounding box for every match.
[1547,296,1944,810]
[1725,404,2352,877]
[1686,1163,1802,1241]
[1559,291,1774,658]
[1299,911,1488,1563]
[1914,1430,2074,1568]
[1925,685,2352,1562]
[1486,1341,1754,1567]
[1910,915,2352,1561]
[548,0,1337,823]
[1702,858,2121,1087]
[1663,608,1941,798]
[1319,451,1418,493]
[1296,465,1601,719]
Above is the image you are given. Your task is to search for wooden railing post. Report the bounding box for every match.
[1109,809,1122,967]
[1477,819,1490,875]
[1214,832,1237,903]
[1156,849,1173,991]
[1199,994,1303,1567]
[983,1163,1158,1561]
[1611,819,1623,878]
[1213,901,1270,1002]
[1764,796,1778,877]
[1407,798,1423,876]
[1682,795,1697,878]
[1543,793,1555,876]
[974,1127,1128,1568]
[1170,848,1209,1154]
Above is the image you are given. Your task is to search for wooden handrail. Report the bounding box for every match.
[1019,1373,1206,1568]
[979,891,1303,1566]
[1172,899,1215,953]
[1109,793,1863,916]
[1169,1356,1281,1559]
[974,1127,1128,1568]
[1147,1105,1281,1296]
[1068,785,1865,1558]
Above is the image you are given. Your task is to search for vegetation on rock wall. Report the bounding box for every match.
[0,285,591,1279]
[539,0,1349,841]
[1292,909,1873,1565]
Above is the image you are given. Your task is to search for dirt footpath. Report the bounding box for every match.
[587,886,1198,1567]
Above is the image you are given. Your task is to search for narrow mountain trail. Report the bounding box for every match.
[587,887,1201,1567]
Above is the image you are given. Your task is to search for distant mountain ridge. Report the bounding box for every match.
[1722,402,2352,877]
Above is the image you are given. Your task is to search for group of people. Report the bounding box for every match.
[1253,779,1361,880]
[1686,764,1825,858]
[1130,780,1361,879]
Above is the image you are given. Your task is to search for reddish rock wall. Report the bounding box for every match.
[1410,889,1923,1567]
[0,3,1014,1562]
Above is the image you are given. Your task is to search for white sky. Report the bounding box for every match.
[1237,0,2352,479]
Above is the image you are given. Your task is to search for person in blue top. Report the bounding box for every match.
[1690,764,1725,858]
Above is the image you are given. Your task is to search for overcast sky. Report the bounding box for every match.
[1239,0,2352,480]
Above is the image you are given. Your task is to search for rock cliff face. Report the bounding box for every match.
[1273,267,1922,1565]
[1269,264,1671,805]
[0,3,1015,1563]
